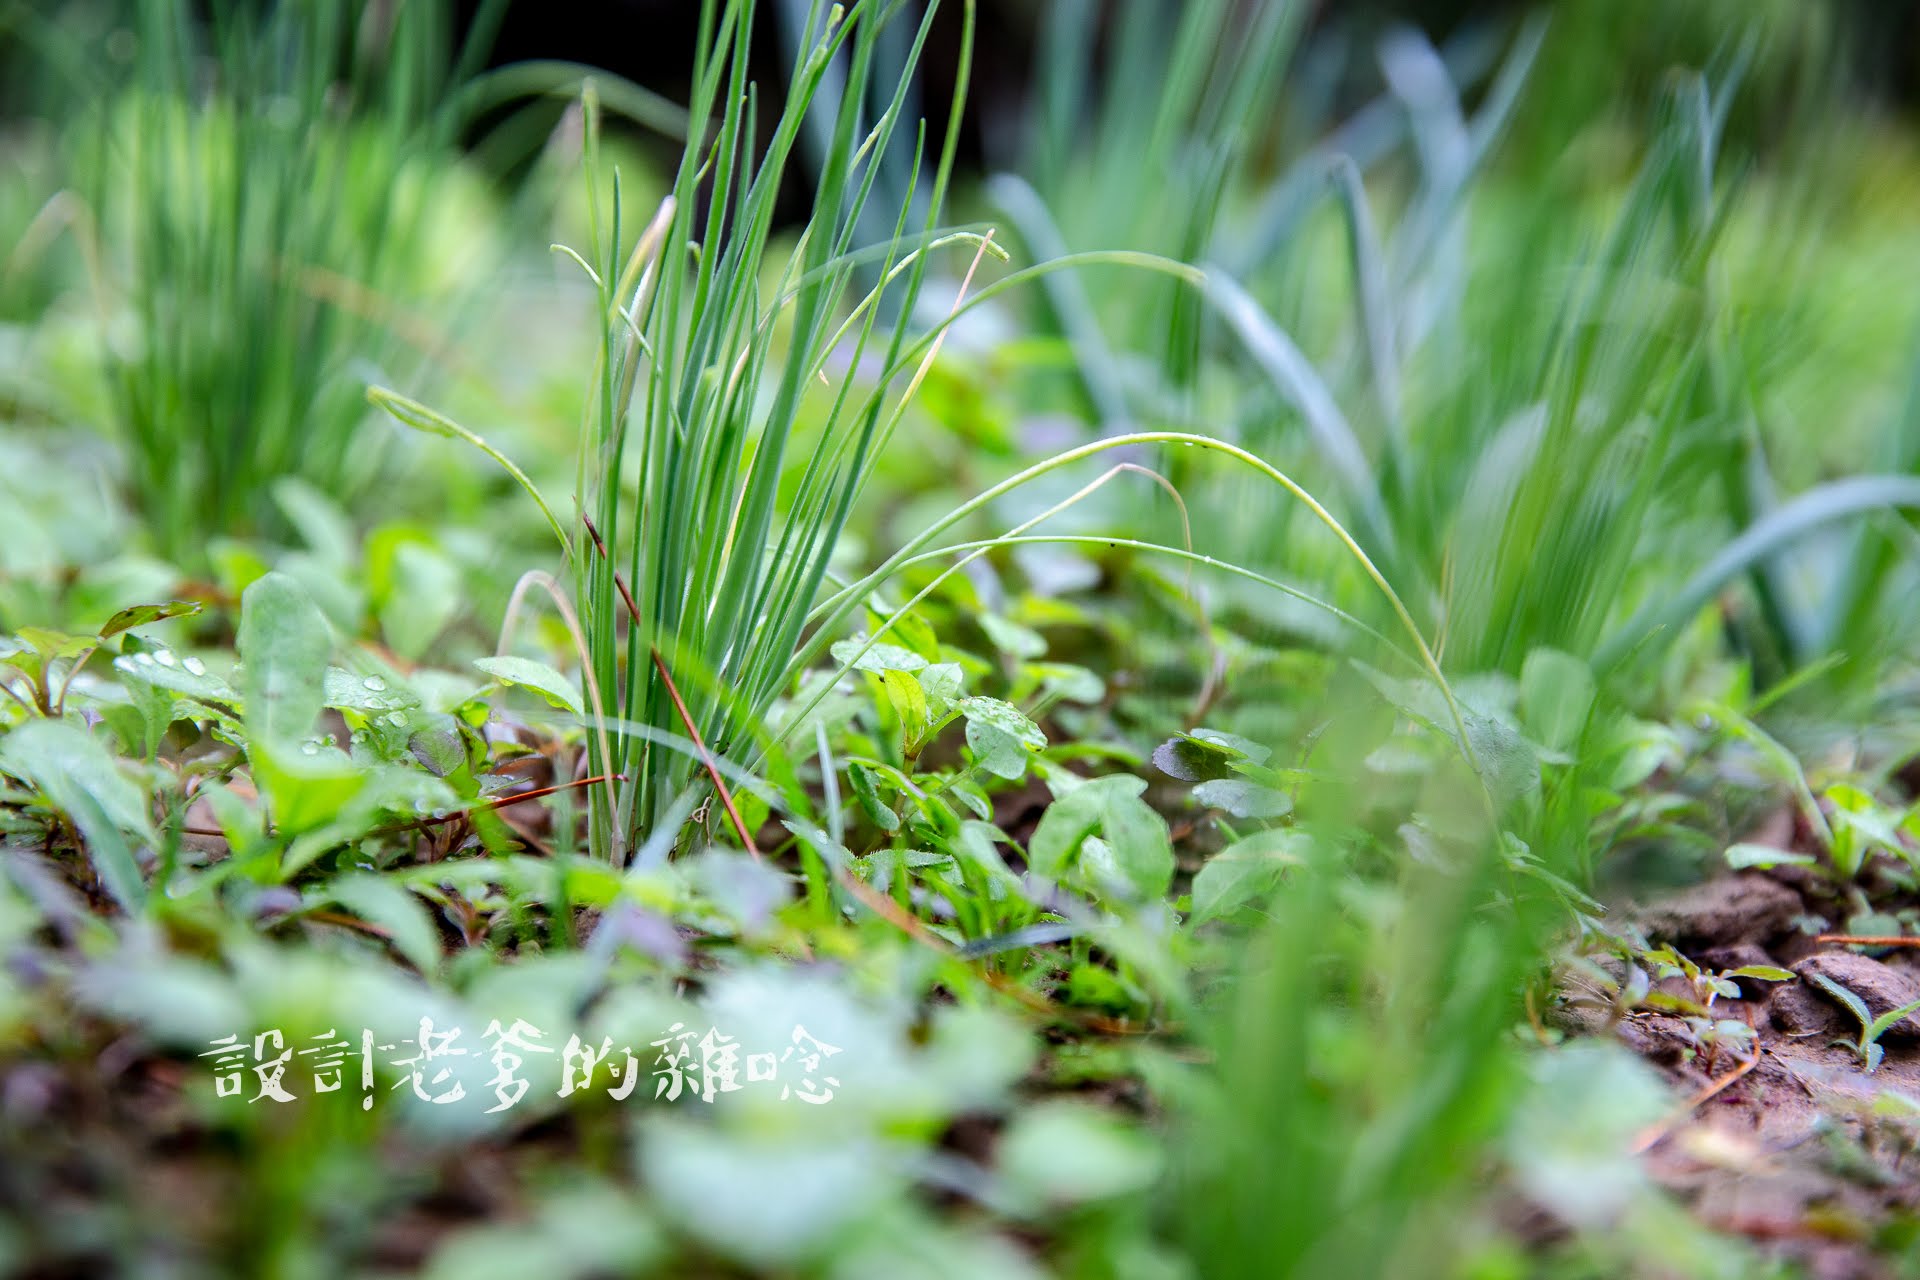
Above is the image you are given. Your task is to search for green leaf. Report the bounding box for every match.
[981,613,1046,659]
[876,668,930,746]
[98,600,202,640]
[1519,647,1595,753]
[371,534,461,662]
[1190,829,1309,923]
[0,719,152,909]
[1151,735,1240,783]
[1029,774,1172,900]
[15,626,91,660]
[1034,662,1103,705]
[1807,972,1874,1030]
[1187,729,1272,764]
[847,763,899,832]
[272,477,357,568]
[997,1102,1160,1207]
[1724,843,1815,871]
[952,821,1023,888]
[1869,998,1920,1044]
[475,656,583,717]
[916,662,965,718]
[1191,778,1293,820]
[960,697,1045,781]
[829,638,927,674]
[1030,782,1109,880]
[238,572,330,746]
[327,874,442,975]
[1724,965,1795,983]
[113,649,240,706]
[322,666,422,715]
[251,739,370,837]
[1598,474,1920,668]
[1463,711,1540,808]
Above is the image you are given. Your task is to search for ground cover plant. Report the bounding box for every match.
[6,0,1920,1276]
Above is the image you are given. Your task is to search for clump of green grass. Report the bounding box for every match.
[60,0,503,561]
[374,0,994,862]
[569,0,995,861]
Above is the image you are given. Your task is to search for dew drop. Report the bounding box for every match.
[182,655,206,676]
[153,650,177,667]
[385,711,408,728]
[363,676,387,692]
[134,652,155,665]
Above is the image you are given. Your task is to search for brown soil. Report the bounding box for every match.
[1558,848,1920,1280]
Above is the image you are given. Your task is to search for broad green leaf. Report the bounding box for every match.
[875,669,930,745]
[952,821,1023,887]
[1519,647,1595,752]
[238,572,330,746]
[0,719,151,909]
[829,638,927,673]
[327,874,442,975]
[1029,782,1107,880]
[1034,662,1103,705]
[1152,734,1243,783]
[372,535,461,662]
[916,662,964,718]
[1463,711,1540,808]
[1191,778,1293,820]
[960,697,1045,781]
[110,678,174,759]
[322,666,421,715]
[114,649,240,706]
[1029,774,1171,900]
[1503,1043,1670,1229]
[998,1102,1159,1207]
[475,656,584,717]
[1190,829,1310,923]
[15,626,91,660]
[1189,728,1272,764]
[251,739,370,837]
[1352,659,1453,730]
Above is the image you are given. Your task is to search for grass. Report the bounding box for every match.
[5,1,1920,1276]
[566,0,982,862]
[31,0,507,561]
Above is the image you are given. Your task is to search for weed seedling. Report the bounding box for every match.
[1807,972,1920,1074]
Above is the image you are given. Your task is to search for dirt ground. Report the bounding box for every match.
[1556,853,1920,1280]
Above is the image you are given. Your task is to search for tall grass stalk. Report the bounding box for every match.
[572,0,977,861]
